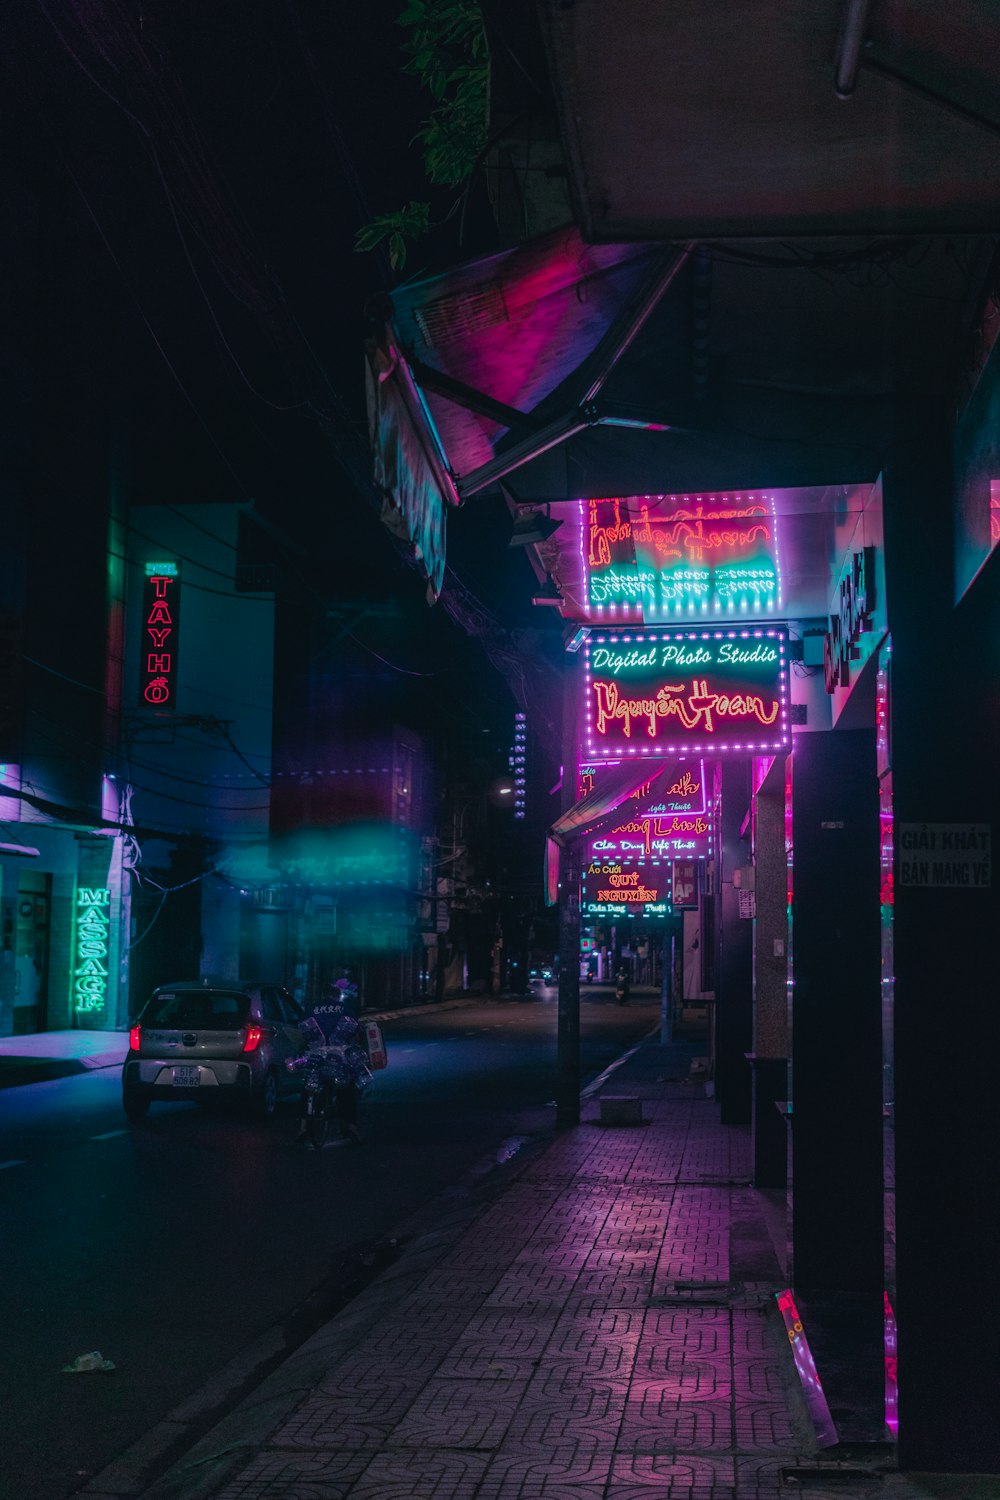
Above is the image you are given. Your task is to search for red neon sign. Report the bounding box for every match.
[140,566,179,709]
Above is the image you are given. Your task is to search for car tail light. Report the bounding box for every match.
[242,1024,263,1053]
[129,1025,142,1051]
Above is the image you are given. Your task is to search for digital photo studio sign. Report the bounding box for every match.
[583,627,790,760]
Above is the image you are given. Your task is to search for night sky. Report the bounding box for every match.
[2,0,555,757]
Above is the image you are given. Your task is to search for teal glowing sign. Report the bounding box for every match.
[74,887,111,1014]
[586,495,781,620]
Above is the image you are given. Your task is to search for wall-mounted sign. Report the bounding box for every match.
[74,886,111,1014]
[824,545,877,694]
[672,859,700,908]
[897,823,991,889]
[586,495,780,621]
[578,760,706,813]
[589,812,711,862]
[582,856,671,917]
[140,561,180,709]
[583,627,789,760]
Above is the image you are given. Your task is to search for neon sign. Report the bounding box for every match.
[824,545,876,693]
[583,628,789,759]
[586,495,781,621]
[511,712,527,820]
[140,562,180,709]
[590,813,711,862]
[582,857,671,917]
[74,887,111,1014]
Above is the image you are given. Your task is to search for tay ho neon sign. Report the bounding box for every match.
[141,561,180,709]
[583,627,790,759]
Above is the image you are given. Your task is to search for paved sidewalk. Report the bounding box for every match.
[74,1033,985,1500]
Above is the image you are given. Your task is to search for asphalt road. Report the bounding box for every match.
[0,988,661,1500]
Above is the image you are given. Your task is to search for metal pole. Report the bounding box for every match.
[660,925,672,1045]
[556,839,581,1126]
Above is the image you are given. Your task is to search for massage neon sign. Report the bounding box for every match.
[74,886,111,1014]
[585,495,780,621]
[140,561,180,709]
[583,627,789,759]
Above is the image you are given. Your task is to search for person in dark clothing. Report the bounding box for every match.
[614,968,631,1006]
[293,985,370,1143]
[331,967,361,1020]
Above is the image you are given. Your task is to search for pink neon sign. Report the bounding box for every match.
[140,565,180,709]
[583,627,790,759]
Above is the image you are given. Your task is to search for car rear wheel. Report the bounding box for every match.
[253,1069,279,1120]
[123,1082,150,1121]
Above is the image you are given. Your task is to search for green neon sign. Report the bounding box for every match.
[74,887,111,1014]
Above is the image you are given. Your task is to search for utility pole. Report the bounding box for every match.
[556,838,581,1126]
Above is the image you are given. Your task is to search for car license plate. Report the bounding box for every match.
[172,1066,200,1086]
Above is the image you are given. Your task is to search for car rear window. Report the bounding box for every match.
[144,991,250,1029]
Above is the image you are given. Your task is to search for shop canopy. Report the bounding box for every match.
[545,757,675,906]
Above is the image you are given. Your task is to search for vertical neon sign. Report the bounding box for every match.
[74,887,111,1014]
[140,561,179,708]
[512,712,527,820]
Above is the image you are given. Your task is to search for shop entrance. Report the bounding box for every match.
[13,872,51,1034]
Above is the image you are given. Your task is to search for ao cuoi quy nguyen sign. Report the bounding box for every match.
[583,627,790,760]
[583,857,671,918]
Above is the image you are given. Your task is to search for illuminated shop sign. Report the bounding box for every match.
[74,886,111,1014]
[140,561,180,709]
[824,545,877,694]
[586,495,780,621]
[583,627,789,760]
[577,760,706,812]
[582,857,671,917]
[510,712,527,820]
[589,812,711,863]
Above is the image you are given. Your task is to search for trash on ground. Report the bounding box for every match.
[62,1351,116,1373]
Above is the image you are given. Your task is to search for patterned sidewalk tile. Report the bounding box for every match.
[507,1381,628,1442]
[626,1364,732,1407]
[452,1314,554,1362]
[211,1447,372,1500]
[348,1447,492,1498]
[268,1386,413,1446]
[571,1269,656,1306]
[474,1444,615,1499]
[521,1365,632,1403]
[391,1376,528,1449]
[485,1266,583,1300]
[432,1352,541,1381]
[618,1401,734,1451]
[608,1452,737,1494]
[732,1400,801,1450]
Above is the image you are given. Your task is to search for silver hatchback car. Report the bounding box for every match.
[122,980,306,1122]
